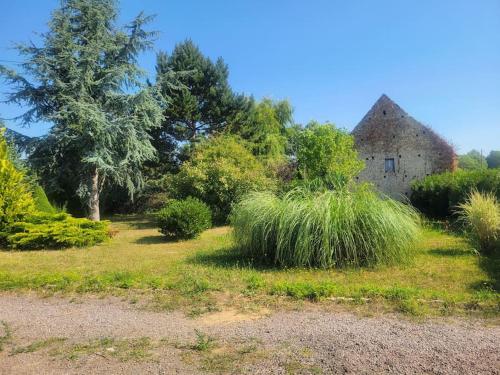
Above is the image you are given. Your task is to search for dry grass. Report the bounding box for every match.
[0,215,498,317]
[457,190,499,254]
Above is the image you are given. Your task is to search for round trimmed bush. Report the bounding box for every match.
[156,197,212,240]
[231,186,421,268]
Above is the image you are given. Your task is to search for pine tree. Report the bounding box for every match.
[0,0,164,220]
[155,40,251,145]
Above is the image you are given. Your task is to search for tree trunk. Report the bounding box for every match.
[88,168,100,221]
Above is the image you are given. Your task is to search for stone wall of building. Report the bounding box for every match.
[352,95,456,199]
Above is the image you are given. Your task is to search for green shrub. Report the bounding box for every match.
[457,191,499,254]
[156,197,212,240]
[411,169,500,218]
[231,186,421,268]
[173,135,274,224]
[292,121,364,181]
[0,128,35,230]
[2,213,110,250]
[32,184,56,214]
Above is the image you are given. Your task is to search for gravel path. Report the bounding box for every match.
[0,294,498,374]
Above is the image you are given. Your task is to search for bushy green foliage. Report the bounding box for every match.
[411,169,500,218]
[0,129,35,230]
[2,213,110,250]
[457,191,499,254]
[291,122,364,181]
[231,186,421,268]
[32,185,56,214]
[233,98,293,164]
[458,150,488,170]
[486,150,500,169]
[173,135,274,223]
[156,197,212,240]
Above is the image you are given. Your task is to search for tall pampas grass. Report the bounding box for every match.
[457,190,499,254]
[231,186,421,268]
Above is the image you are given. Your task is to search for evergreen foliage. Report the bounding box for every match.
[0,128,36,230]
[0,0,164,220]
[173,135,274,223]
[486,150,500,169]
[32,185,56,214]
[2,213,110,250]
[156,197,212,240]
[154,40,251,146]
[411,169,500,218]
[231,186,421,268]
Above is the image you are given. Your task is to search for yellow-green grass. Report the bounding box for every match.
[0,216,498,317]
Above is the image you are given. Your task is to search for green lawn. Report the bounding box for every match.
[0,216,498,317]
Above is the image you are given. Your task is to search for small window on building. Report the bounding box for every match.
[383,110,386,115]
[384,158,395,173]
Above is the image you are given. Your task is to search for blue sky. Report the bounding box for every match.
[0,0,499,154]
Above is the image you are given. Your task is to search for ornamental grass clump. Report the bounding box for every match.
[231,187,421,268]
[457,190,499,254]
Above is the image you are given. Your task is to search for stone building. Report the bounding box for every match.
[352,94,456,199]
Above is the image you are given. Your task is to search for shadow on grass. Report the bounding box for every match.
[134,235,168,245]
[428,247,475,257]
[187,246,278,270]
[108,214,157,230]
[478,253,500,292]
[0,247,64,253]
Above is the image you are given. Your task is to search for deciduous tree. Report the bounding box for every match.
[458,150,488,171]
[292,122,364,181]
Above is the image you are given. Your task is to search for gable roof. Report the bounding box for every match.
[352,94,418,136]
[352,94,457,169]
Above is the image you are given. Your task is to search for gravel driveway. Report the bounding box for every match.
[0,294,498,374]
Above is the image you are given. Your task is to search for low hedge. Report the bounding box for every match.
[411,169,500,218]
[1,213,110,250]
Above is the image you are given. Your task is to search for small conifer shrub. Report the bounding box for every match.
[0,128,35,230]
[3,213,110,250]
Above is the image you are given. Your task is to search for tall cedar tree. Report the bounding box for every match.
[0,0,163,220]
[153,40,251,158]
